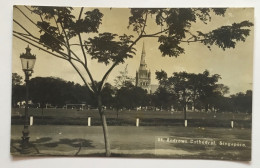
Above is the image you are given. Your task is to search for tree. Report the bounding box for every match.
[203,84,230,112]
[12,73,25,107]
[231,90,252,113]
[13,6,253,156]
[156,70,229,120]
[114,64,135,89]
[168,72,192,120]
[155,70,167,83]
[153,87,175,110]
[100,83,115,108]
[155,70,168,88]
[154,70,176,110]
[29,77,91,107]
[113,65,135,117]
[189,70,221,112]
[210,96,233,112]
[12,73,23,86]
[116,84,148,109]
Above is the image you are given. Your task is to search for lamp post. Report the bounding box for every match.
[20,45,36,154]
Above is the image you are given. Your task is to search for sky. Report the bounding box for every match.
[12,7,254,95]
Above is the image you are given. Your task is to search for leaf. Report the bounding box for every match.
[200,20,253,50]
[85,33,136,65]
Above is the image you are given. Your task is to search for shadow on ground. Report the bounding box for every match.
[11,137,95,156]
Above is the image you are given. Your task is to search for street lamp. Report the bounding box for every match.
[20,45,36,154]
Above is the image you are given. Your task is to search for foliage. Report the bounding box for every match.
[85,33,136,65]
[13,6,253,156]
[12,73,23,86]
[152,87,176,110]
[114,65,135,89]
[100,83,115,107]
[198,21,254,50]
[12,73,25,107]
[29,77,90,107]
[116,84,149,109]
[129,8,253,57]
[154,70,252,113]
[155,70,167,83]
[155,70,228,113]
[12,85,25,107]
[231,90,252,113]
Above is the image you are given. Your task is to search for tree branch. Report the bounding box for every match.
[77,41,97,92]
[70,43,91,47]
[18,6,97,93]
[59,22,71,56]
[77,32,97,92]
[143,34,207,43]
[180,39,206,43]
[14,18,85,55]
[98,12,149,92]
[142,35,161,38]
[15,6,74,55]
[13,19,37,38]
[13,34,68,61]
[58,21,83,63]
[76,7,98,92]
[14,31,68,58]
[82,63,98,93]
[53,15,61,35]
[69,60,94,93]
[78,7,84,20]
[13,31,30,37]
[98,35,142,92]
[14,24,94,94]
[144,28,169,37]
[24,6,44,22]
[77,7,87,65]
[13,31,83,64]
[141,12,148,35]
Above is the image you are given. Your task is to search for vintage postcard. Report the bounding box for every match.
[11,6,253,160]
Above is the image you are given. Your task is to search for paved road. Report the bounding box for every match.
[11,125,251,160]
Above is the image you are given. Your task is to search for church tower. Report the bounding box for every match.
[136,42,151,93]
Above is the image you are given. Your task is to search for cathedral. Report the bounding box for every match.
[136,42,151,93]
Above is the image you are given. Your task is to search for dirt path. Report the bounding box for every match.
[10,125,251,160]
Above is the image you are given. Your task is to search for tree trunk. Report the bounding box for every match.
[192,99,195,112]
[205,103,209,112]
[41,107,44,120]
[183,104,187,120]
[97,94,111,157]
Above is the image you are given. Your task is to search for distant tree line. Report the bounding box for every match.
[153,70,252,115]
[12,73,93,108]
[12,71,252,113]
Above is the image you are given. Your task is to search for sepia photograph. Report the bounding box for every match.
[11,6,254,161]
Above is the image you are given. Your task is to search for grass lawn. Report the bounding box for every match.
[11,108,252,128]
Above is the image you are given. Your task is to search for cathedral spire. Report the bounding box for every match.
[140,41,146,65]
[136,41,151,93]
